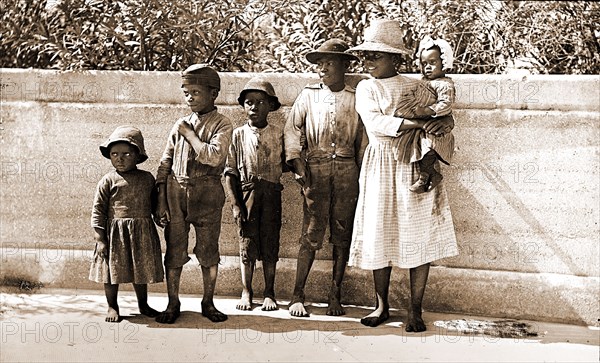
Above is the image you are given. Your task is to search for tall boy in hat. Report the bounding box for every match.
[285,38,366,317]
[155,64,233,324]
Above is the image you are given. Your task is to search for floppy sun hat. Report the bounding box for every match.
[348,19,412,55]
[305,38,359,64]
[100,125,148,164]
[237,77,281,110]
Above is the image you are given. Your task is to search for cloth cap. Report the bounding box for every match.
[237,77,281,110]
[181,64,221,90]
[415,35,454,71]
[99,125,148,164]
[305,38,359,64]
[348,19,412,55]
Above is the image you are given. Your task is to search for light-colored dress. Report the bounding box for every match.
[349,75,458,270]
[89,169,164,284]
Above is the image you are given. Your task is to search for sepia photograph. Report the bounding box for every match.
[1,0,599,362]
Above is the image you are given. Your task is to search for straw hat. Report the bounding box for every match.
[348,19,412,55]
[305,38,359,64]
[99,125,148,164]
[237,77,281,110]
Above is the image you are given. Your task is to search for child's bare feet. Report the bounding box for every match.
[288,301,309,317]
[326,291,345,316]
[360,307,389,327]
[139,304,160,318]
[405,309,427,332]
[106,306,120,323]
[236,290,253,311]
[261,297,278,311]
[155,303,181,324]
[201,301,228,322]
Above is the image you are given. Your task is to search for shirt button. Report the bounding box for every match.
[331,143,335,147]
[332,154,337,159]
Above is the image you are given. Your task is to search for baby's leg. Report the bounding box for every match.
[237,260,255,310]
[133,283,159,317]
[410,151,443,193]
[261,261,277,311]
[104,283,120,322]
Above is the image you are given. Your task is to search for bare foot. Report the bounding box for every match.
[201,301,228,323]
[326,294,345,316]
[261,297,278,311]
[139,304,160,318]
[360,308,389,327]
[106,306,120,323]
[405,310,426,332]
[288,302,309,317]
[236,291,253,311]
[155,303,180,324]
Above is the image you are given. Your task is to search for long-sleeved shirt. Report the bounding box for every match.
[156,109,232,184]
[427,76,455,117]
[284,83,365,165]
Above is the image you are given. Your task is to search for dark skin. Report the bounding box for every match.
[224,90,279,312]
[358,51,455,332]
[154,84,227,324]
[94,143,159,322]
[289,54,354,317]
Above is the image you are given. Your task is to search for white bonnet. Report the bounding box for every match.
[416,35,454,71]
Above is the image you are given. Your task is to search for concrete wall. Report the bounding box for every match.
[1,68,598,325]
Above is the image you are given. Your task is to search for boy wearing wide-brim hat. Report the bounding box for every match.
[284,38,367,318]
[346,19,458,333]
[224,77,286,312]
[154,64,233,324]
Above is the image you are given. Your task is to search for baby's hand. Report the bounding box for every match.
[414,106,435,118]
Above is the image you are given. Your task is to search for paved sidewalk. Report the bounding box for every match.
[1,288,598,363]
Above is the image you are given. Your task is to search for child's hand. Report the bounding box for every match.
[155,200,170,228]
[231,203,247,227]
[154,186,170,227]
[291,159,311,187]
[414,106,435,118]
[94,240,108,260]
[177,120,196,140]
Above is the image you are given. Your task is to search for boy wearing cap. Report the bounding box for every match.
[155,64,233,324]
[285,39,366,317]
[224,77,286,312]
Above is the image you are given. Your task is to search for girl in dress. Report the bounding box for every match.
[90,126,164,322]
[348,19,459,332]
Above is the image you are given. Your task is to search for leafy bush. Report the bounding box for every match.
[1,0,598,74]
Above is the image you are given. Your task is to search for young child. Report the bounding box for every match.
[408,36,456,193]
[154,64,233,324]
[90,125,164,322]
[391,36,456,193]
[285,38,366,317]
[224,77,286,312]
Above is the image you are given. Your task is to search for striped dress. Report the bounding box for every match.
[349,75,458,270]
